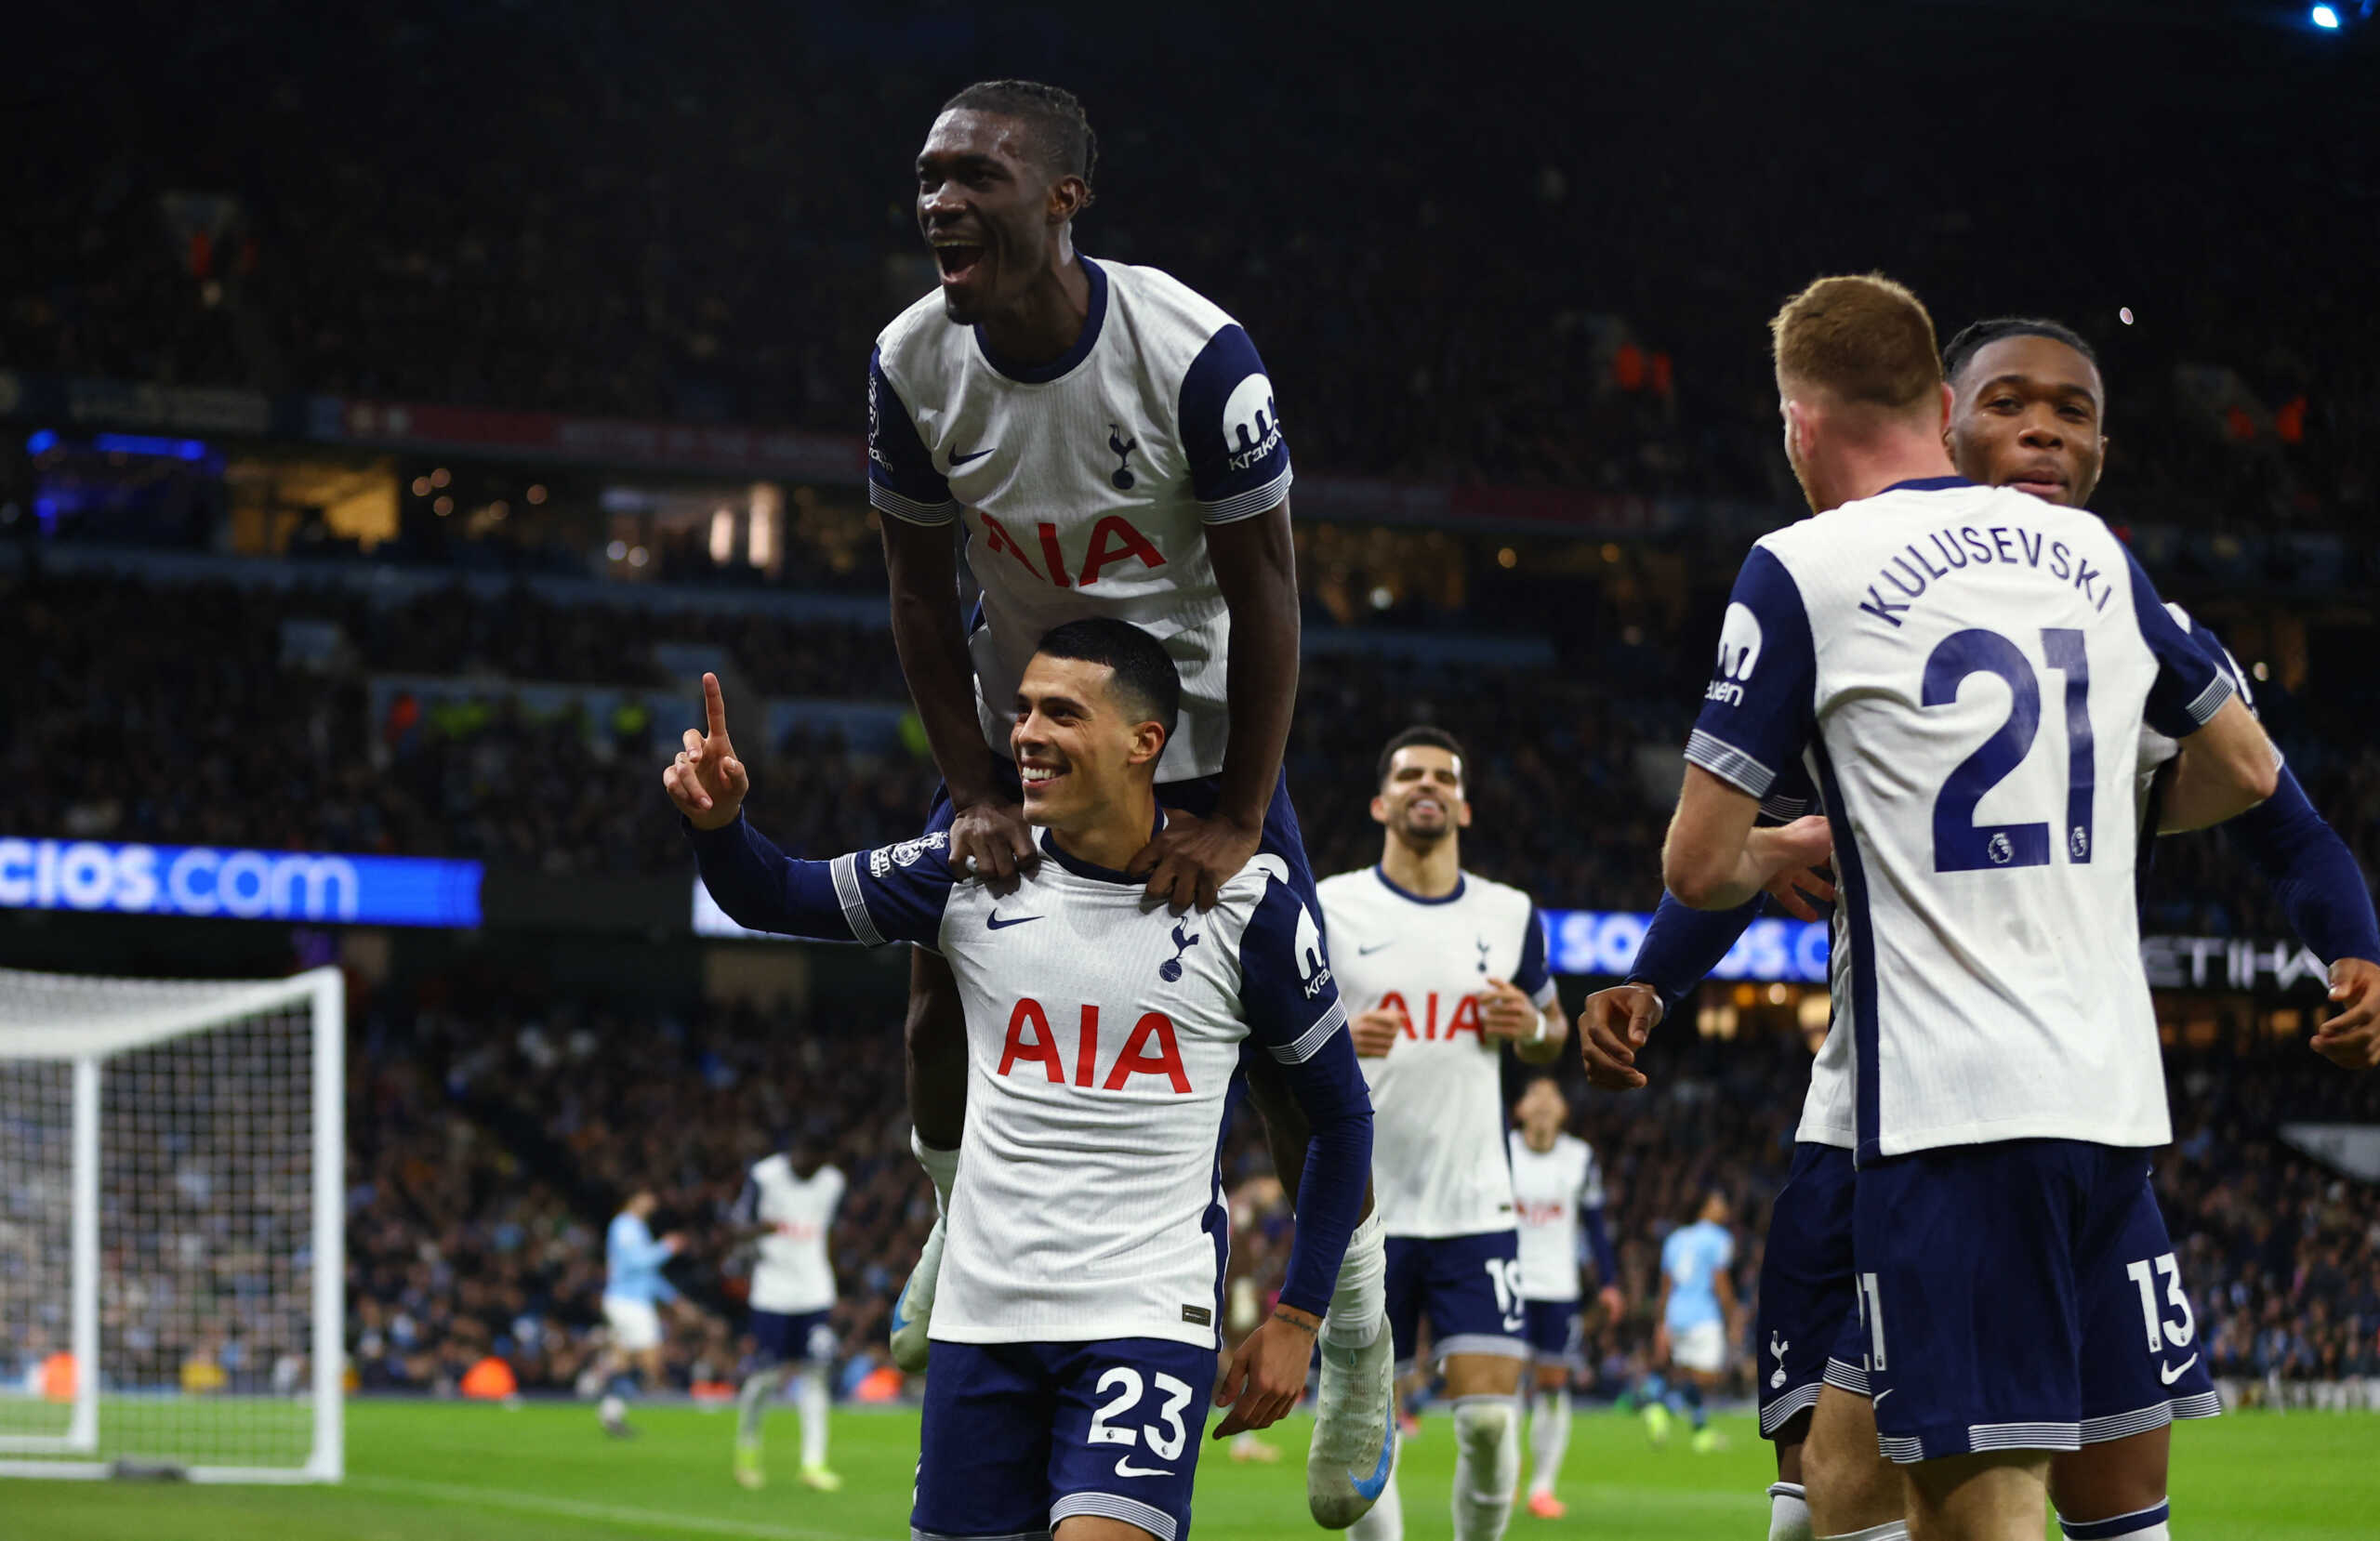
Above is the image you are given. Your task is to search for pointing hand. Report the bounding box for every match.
[662,673,750,832]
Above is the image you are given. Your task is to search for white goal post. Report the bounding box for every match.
[0,966,343,1482]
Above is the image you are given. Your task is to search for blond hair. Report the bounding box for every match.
[1770,273,1942,414]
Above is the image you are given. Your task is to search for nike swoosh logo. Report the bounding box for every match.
[986,913,1043,930]
[949,447,994,467]
[1871,1389,1893,1406]
[1114,1458,1173,1479]
[2159,1353,2199,1386]
[1356,942,1393,955]
[1352,1418,1396,1501]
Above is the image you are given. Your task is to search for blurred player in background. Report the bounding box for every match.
[729,1138,844,1492]
[595,1190,684,1438]
[1643,1191,1738,1455]
[1506,1076,1622,1519]
[1328,727,1568,1541]
[668,624,1373,1541]
[1659,275,2274,1541]
[865,79,1392,1525]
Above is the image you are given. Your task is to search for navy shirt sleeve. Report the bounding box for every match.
[687,813,953,947]
[1685,544,1818,799]
[867,347,959,526]
[1177,324,1293,522]
[2125,551,2235,738]
[1626,890,1766,1023]
[1514,903,1554,1006]
[1764,760,1818,823]
[1237,871,1371,1322]
[2233,767,2380,967]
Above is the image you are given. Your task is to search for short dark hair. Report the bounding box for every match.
[1035,618,1179,743]
[1942,316,2100,387]
[1376,725,1468,792]
[941,79,1098,204]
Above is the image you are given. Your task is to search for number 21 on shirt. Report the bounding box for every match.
[1923,626,2095,873]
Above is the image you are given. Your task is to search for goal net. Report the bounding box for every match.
[0,966,342,1482]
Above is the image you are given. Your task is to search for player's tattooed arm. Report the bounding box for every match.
[880,515,1036,884]
[1133,500,1297,912]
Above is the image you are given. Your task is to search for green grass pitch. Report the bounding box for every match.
[5,1400,2374,1540]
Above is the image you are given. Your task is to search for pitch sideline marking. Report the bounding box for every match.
[349,1473,875,1541]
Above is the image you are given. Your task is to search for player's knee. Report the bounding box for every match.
[1452,1396,1516,1453]
[2047,1433,2170,1526]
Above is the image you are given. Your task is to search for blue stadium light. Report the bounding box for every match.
[2311,4,2341,28]
[91,432,211,462]
[24,429,59,455]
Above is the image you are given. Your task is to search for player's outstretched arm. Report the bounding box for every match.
[1134,501,1297,913]
[669,675,950,944]
[2211,764,2380,1070]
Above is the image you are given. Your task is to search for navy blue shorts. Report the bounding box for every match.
[750,1308,835,1367]
[914,1337,1215,1541]
[1753,1141,1858,1439]
[927,766,1322,919]
[1855,1139,2220,1465]
[1520,1299,1582,1364]
[1383,1231,1528,1372]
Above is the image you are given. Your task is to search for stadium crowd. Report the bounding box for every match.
[10,6,2373,532]
[7,560,2379,944]
[335,976,2380,1403]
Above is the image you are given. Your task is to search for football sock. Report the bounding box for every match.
[911,1129,959,1220]
[1817,1524,1909,1541]
[1450,1395,1520,1541]
[795,1363,830,1468]
[1641,1373,1669,1404]
[1767,1481,1813,1541]
[734,1365,783,1443]
[1323,1211,1387,1349]
[2058,1500,2171,1541]
[1348,1455,1404,1541]
[1680,1380,1708,1430]
[1526,1387,1570,1496]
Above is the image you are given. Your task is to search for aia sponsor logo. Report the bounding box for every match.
[1375,991,1483,1042]
[997,997,1192,1093]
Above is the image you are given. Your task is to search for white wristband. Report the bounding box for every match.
[1530,1017,1547,1044]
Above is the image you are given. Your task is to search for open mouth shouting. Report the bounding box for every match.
[932,234,987,289]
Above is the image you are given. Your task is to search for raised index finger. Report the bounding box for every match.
[703,672,729,743]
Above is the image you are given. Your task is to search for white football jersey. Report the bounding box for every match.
[867,257,1293,783]
[1689,479,2234,1162]
[1319,866,1555,1237]
[687,813,1366,1351]
[1509,1132,1603,1301]
[1784,595,2254,1152]
[733,1155,843,1315]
